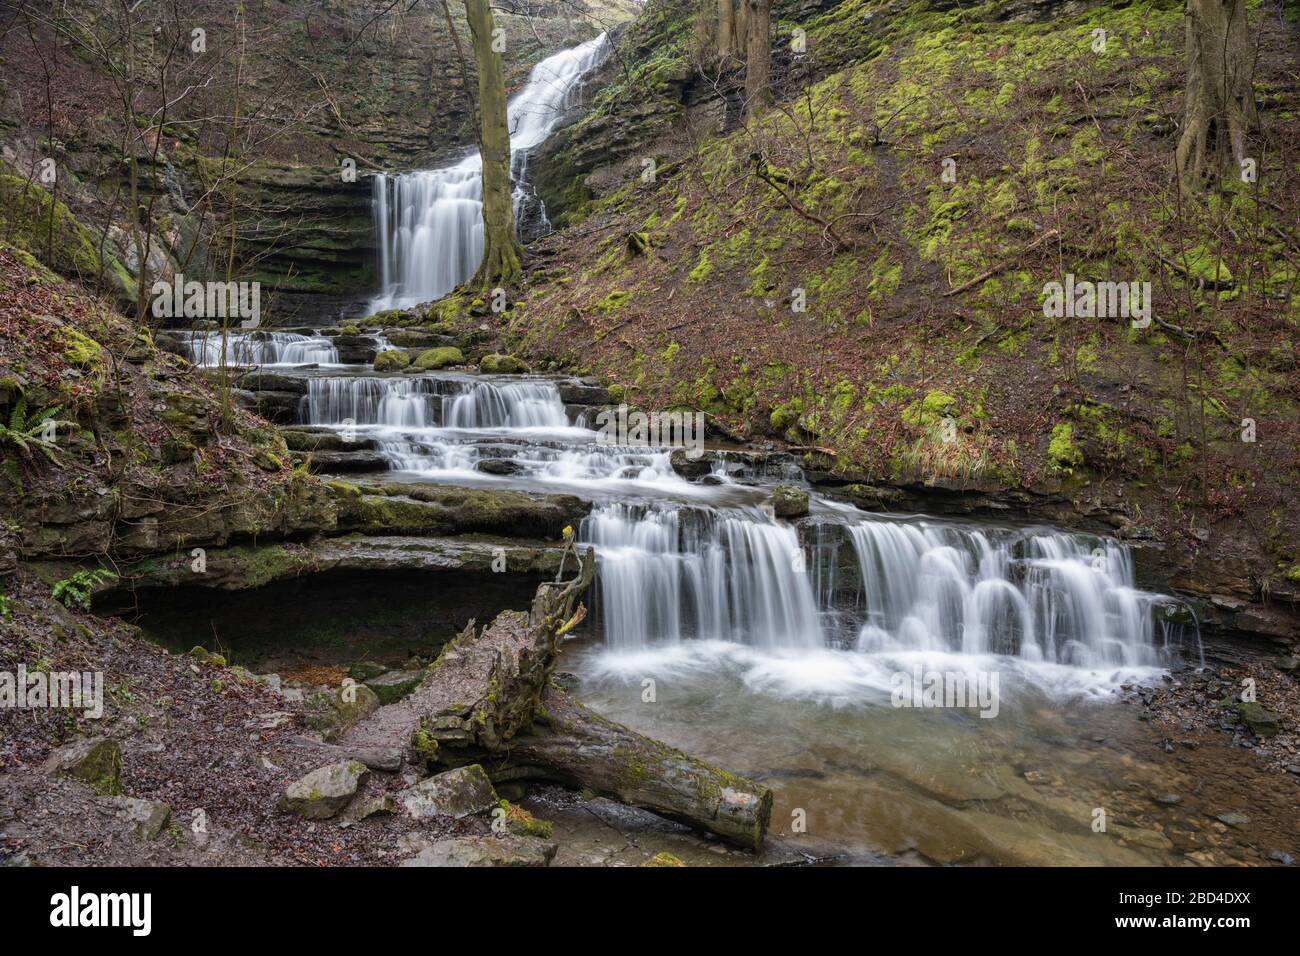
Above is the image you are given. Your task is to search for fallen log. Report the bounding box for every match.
[339,542,773,849]
[336,545,595,758]
[443,687,773,851]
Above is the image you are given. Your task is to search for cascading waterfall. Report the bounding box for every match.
[845,521,1175,668]
[179,330,339,367]
[371,33,611,310]
[580,503,1194,677]
[296,373,693,480]
[288,368,1195,686]
[301,376,439,428]
[443,381,569,429]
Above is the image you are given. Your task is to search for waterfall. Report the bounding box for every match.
[582,502,825,652]
[443,381,569,429]
[179,330,339,367]
[580,504,1194,672]
[371,33,611,310]
[301,376,440,428]
[845,521,1175,667]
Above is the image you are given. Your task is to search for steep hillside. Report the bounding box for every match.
[503,0,1300,635]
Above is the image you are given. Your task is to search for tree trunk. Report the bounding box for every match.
[1176,0,1256,188]
[456,687,774,850]
[736,0,748,59]
[744,0,771,115]
[335,546,774,849]
[718,0,735,59]
[464,0,523,288]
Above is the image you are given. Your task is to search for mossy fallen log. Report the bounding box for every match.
[339,543,772,848]
[454,687,773,851]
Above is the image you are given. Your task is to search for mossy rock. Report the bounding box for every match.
[1236,702,1281,738]
[363,669,425,705]
[414,346,465,370]
[0,172,134,299]
[374,349,411,372]
[499,800,555,839]
[479,353,530,374]
[278,761,368,820]
[771,485,810,519]
[42,737,122,796]
[305,683,380,740]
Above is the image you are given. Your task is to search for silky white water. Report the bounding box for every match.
[370,33,611,310]
[289,366,1196,699]
[178,330,340,367]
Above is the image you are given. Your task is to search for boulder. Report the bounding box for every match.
[42,737,122,795]
[349,794,398,821]
[670,447,711,480]
[96,796,171,840]
[364,669,426,705]
[400,833,557,867]
[374,349,411,372]
[413,346,465,370]
[398,764,498,820]
[772,485,810,519]
[349,660,389,682]
[305,684,381,741]
[1236,701,1282,738]
[479,353,530,374]
[475,458,524,476]
[279,760,369,819]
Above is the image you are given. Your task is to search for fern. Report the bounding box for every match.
[0,397,75,467]
[50,569,117,611]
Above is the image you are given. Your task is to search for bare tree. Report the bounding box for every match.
[744,0,770,114]
[1176,0,1257,188]
[465,0,524,288]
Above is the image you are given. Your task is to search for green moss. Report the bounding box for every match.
[412,346,464,370]
[902,390,958,427]
[686,250,713,285]
[0,172,134,298]
[374,349,410,371]
[593,289,632,314]
[498,799,554,838]
[1047,422,1084,474]
[479,353,529,374]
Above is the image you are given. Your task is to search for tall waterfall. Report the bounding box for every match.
[371,33,611,310]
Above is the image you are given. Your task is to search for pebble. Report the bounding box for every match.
[1153,793,1183,806]
[1215,811,1250,827]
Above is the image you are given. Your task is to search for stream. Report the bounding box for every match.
[154,37,1288,867]
[165,327,1273,865]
